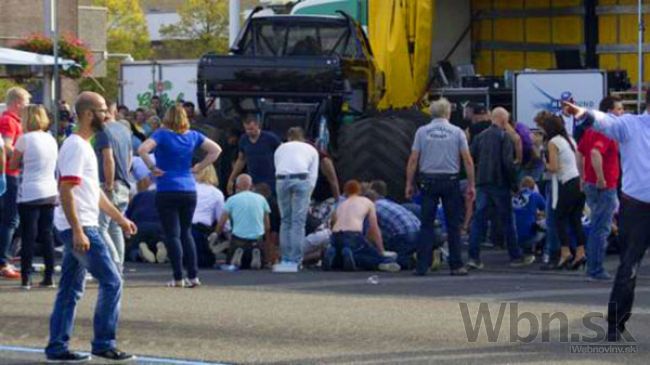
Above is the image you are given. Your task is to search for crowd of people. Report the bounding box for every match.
[0,83,648,361]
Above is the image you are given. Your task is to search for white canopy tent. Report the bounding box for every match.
[0,47,76,67]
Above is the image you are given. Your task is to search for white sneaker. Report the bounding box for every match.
[250,248,262,270]
[139,242,156,263]
[272,262,299,273]
[230,248,244,268]
[184,277,201,288]
[378,262,401,272]
[155,242,168,263]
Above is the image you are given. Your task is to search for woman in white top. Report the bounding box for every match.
[10,105,58,289]
[192,165,226,267]
[540,114,586,270]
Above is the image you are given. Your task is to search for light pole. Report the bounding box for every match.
[637,0,645,114]
[44,0,60,138]
[229,0,240,47]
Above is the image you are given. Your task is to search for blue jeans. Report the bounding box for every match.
[98,181,130,266]
[330,231,390,270]
[469,186,521,261]
[276,178,312,264]
[156,191,198,281]
[0,175,19,265]
[386,231,418,270]
[46,227,122,356]
[416,177,463,273]
[584,184,618,276]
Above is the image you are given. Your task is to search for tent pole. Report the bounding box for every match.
[638,0,644,114]
[51,0,59,137]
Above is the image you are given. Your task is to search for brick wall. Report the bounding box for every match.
[0,0,78,47]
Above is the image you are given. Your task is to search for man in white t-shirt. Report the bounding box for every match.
[272,127,319,273]
[45,92,137,364]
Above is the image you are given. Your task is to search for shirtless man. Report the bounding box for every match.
[323,180,400,272]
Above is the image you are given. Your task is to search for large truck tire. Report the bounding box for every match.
[335,110,429,202]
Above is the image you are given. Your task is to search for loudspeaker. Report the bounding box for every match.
[555,50,582,69]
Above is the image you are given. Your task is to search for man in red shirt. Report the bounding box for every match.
[0,87,30,279]
[577,95,622,281]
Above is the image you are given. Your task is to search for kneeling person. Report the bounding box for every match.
[324,180,400,272]
[215,174,269,269]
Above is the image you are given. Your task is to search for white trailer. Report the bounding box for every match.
[119,59,198,111]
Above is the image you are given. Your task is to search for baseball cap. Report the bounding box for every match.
[560,91,574,102]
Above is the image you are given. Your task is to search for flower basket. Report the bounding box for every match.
[14,33,93,79]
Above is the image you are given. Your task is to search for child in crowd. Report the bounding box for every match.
[513,177,546,257]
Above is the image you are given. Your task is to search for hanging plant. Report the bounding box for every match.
[14,33,93,79]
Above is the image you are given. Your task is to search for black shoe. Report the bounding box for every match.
[91,348,135,363]
[569,256,587,271]
[46,351,91,363]
[39,277,56,288]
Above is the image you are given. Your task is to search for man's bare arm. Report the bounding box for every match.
[102,147,115,191]
[367,204,385,253]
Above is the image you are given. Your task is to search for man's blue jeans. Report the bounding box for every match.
[469,186,521,262]
[386,231,418,270]
[98,181,130,266]
[276,178,312,264]
[330,231,390,270]
[584,184,618,276]
[45,227,123,357]
[416,177,463,273]
[0,175,19,265]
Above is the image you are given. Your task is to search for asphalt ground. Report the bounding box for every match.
[1,248,649,365]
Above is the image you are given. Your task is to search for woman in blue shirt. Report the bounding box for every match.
[138,105,221,287]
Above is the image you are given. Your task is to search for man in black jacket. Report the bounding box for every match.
[467,107,534,269]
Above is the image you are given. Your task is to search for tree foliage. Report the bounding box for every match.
[79,0,151,101]
[158,0,229,58]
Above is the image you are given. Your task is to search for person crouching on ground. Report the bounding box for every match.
[215,174,270,270]
[324,180,400,272]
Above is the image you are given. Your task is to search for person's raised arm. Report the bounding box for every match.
[562,101,631,143]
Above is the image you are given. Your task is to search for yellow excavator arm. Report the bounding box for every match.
[368,0,434,110]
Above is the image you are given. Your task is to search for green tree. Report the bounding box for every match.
[79,0,151,102]
[158,0,229,58]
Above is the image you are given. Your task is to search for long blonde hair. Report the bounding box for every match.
[21,104,50,132]
[194,164,219,186]
[162,105,189,133]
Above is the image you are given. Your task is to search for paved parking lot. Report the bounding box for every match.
[0,250,648,364]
